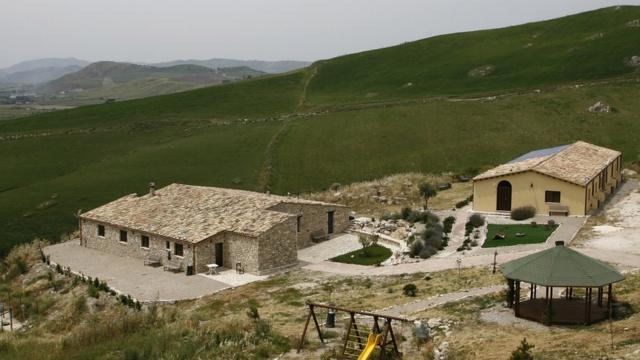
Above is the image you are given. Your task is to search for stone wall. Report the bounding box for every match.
[257,217,298,274]
[194,232,259,274]
[80,219,194,272]
[267,202,350,248]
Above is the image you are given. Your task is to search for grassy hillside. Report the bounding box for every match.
[2,6,640,255]
[306,6,640,105]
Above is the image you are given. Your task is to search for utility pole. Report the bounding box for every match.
[456,258,462,279]
[492,251,498,274]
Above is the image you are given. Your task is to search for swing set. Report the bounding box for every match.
[297,301,411,359]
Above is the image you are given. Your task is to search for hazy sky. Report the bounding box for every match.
[2,0,639,68]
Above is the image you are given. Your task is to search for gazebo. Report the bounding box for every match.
[500,241,624,325]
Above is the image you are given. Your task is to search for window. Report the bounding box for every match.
[296,215,302,233]
[166,241,170,250]
[119,230,128,243]
[174,243,184,257]
[141,235,150,249]
[97,225,105,237]
[545,191,561,203]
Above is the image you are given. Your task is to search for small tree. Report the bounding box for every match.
[510,338,535,360]
[418,182,437,209]
[358,234,375,256]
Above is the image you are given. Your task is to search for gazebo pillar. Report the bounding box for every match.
[584,287,592,325]
[548,286,553,324]
[514,281,521,317]
[530,284,534,300]
[597,287,602,307]
[607,284,613,317]
[507,279,515,308]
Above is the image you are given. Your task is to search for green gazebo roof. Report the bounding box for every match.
[500,242,624,287]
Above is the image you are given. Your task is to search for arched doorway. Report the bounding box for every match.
[497,180,512,211]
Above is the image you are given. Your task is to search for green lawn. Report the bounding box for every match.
[482,224,558,248]
[330,244,392,265]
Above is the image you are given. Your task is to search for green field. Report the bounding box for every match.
[482,224,558,248]
[1,6,640,256]
[330,244,393,265]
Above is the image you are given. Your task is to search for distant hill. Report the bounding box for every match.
[2,6,640,256]
[151,58,310,74]
[39,61,266,103]
[1,58,89,74]
[0,65,84,85]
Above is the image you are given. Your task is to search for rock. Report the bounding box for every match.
[468,65,495,78]
[626,55,640,66]
[626,19,640,27]
[622,169,637,177]
[423,273,433,281]
[428,318,442,328]
[588,101,611,113]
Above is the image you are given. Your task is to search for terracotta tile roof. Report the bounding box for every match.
[80,184,343,243]
[474,141,621,186]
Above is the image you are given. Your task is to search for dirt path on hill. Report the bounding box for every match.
[377,285,505,318]
[256,119,291,192]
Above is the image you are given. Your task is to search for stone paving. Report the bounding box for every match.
[297,233,362,263]
[45,241,231,302]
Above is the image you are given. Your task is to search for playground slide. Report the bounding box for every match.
[357,333,382,360]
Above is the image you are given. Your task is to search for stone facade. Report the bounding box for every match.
[267,202,350,248]
[80,219,195,271]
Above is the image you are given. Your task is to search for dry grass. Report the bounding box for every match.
[305,172,472,217]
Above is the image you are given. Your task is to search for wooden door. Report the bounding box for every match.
[496,181,512,211]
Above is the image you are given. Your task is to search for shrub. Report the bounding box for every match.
[510,338,534,360]
[73,295,87,316]
[55,263,62,274]
[510,206,536,220]
[530,221,537,227]
[87,285,99,299]
[443,216,456,234]
[413,321,430,345]
[468,214,485,228]
[406,210,439,224]
[422,225,444,248]
[455,199,469,208]
[409,239,424,257]
[401,207,412,220]
[547,219,556,226]
[403,283,417,297]
[247,299,260,320]
[419,247,437,259]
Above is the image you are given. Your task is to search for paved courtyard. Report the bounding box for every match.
[44,240,260,302]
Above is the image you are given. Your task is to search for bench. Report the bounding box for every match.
[144,254,162,267]
[548,203,569,216]
[163,262,182,273]
[311,230,327,243]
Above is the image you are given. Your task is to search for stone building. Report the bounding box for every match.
[79,183,349,275]
[473,141,622,216]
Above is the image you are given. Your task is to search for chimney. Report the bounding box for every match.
[555,241,564,247]
[149,182,156,196]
